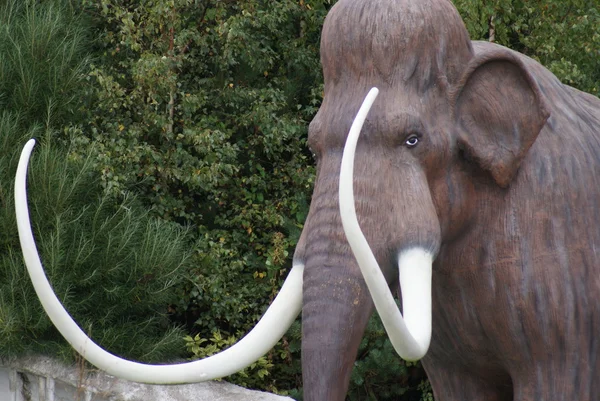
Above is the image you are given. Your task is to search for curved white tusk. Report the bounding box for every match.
[338,88,432,360]
[398,248,432,356]
[14,138,304,384]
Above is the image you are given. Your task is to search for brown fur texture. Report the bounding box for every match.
[293,0,600,400]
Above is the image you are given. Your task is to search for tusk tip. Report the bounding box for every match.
[22,138,37,156]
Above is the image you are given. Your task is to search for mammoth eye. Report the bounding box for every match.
[405,135,419,148]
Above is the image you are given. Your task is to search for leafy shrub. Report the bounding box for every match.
[68,0,322,391]
[184,320,303,395]
[185,330,274,387]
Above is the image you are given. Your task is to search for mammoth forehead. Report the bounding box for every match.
[309,104,427,149]
[377,110,425,134]
[320,0,473,89]
[360,105,426,136]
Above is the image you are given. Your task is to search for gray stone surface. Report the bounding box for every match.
[0,355,294,401]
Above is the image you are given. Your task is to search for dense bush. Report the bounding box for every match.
[0,0,190,363]
[67,0,324,394]
[67,1,323,337]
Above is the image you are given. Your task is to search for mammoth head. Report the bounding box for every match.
[312,0,549,191]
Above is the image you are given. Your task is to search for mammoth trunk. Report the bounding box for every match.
[301,258,375,401]
[298,88,440,398]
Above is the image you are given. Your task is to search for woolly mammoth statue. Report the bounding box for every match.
[14,0,600,400]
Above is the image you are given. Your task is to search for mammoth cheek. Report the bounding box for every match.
[429,164,476,242]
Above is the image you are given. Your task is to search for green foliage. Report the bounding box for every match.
[418,380,434,401]
[454,0,600,95]
[184,330,274,388]
[347,313,431,401]
[0,0,190,363]
[64,4,327,356]
[1,132,190,361]
[0,0,90,128]
[184,320,303,395]
[67,0,324,391]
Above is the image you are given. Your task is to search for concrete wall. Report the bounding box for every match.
[0,355,294,401]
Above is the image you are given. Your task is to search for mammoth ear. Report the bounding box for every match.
[452,47,550,188]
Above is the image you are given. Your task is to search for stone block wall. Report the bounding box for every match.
[0,356,293,401]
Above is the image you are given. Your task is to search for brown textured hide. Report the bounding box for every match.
[294,0,600,400]
[427,40,600,401]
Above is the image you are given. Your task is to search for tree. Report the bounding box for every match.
[455,0,600,95]
[0,0,190,364]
